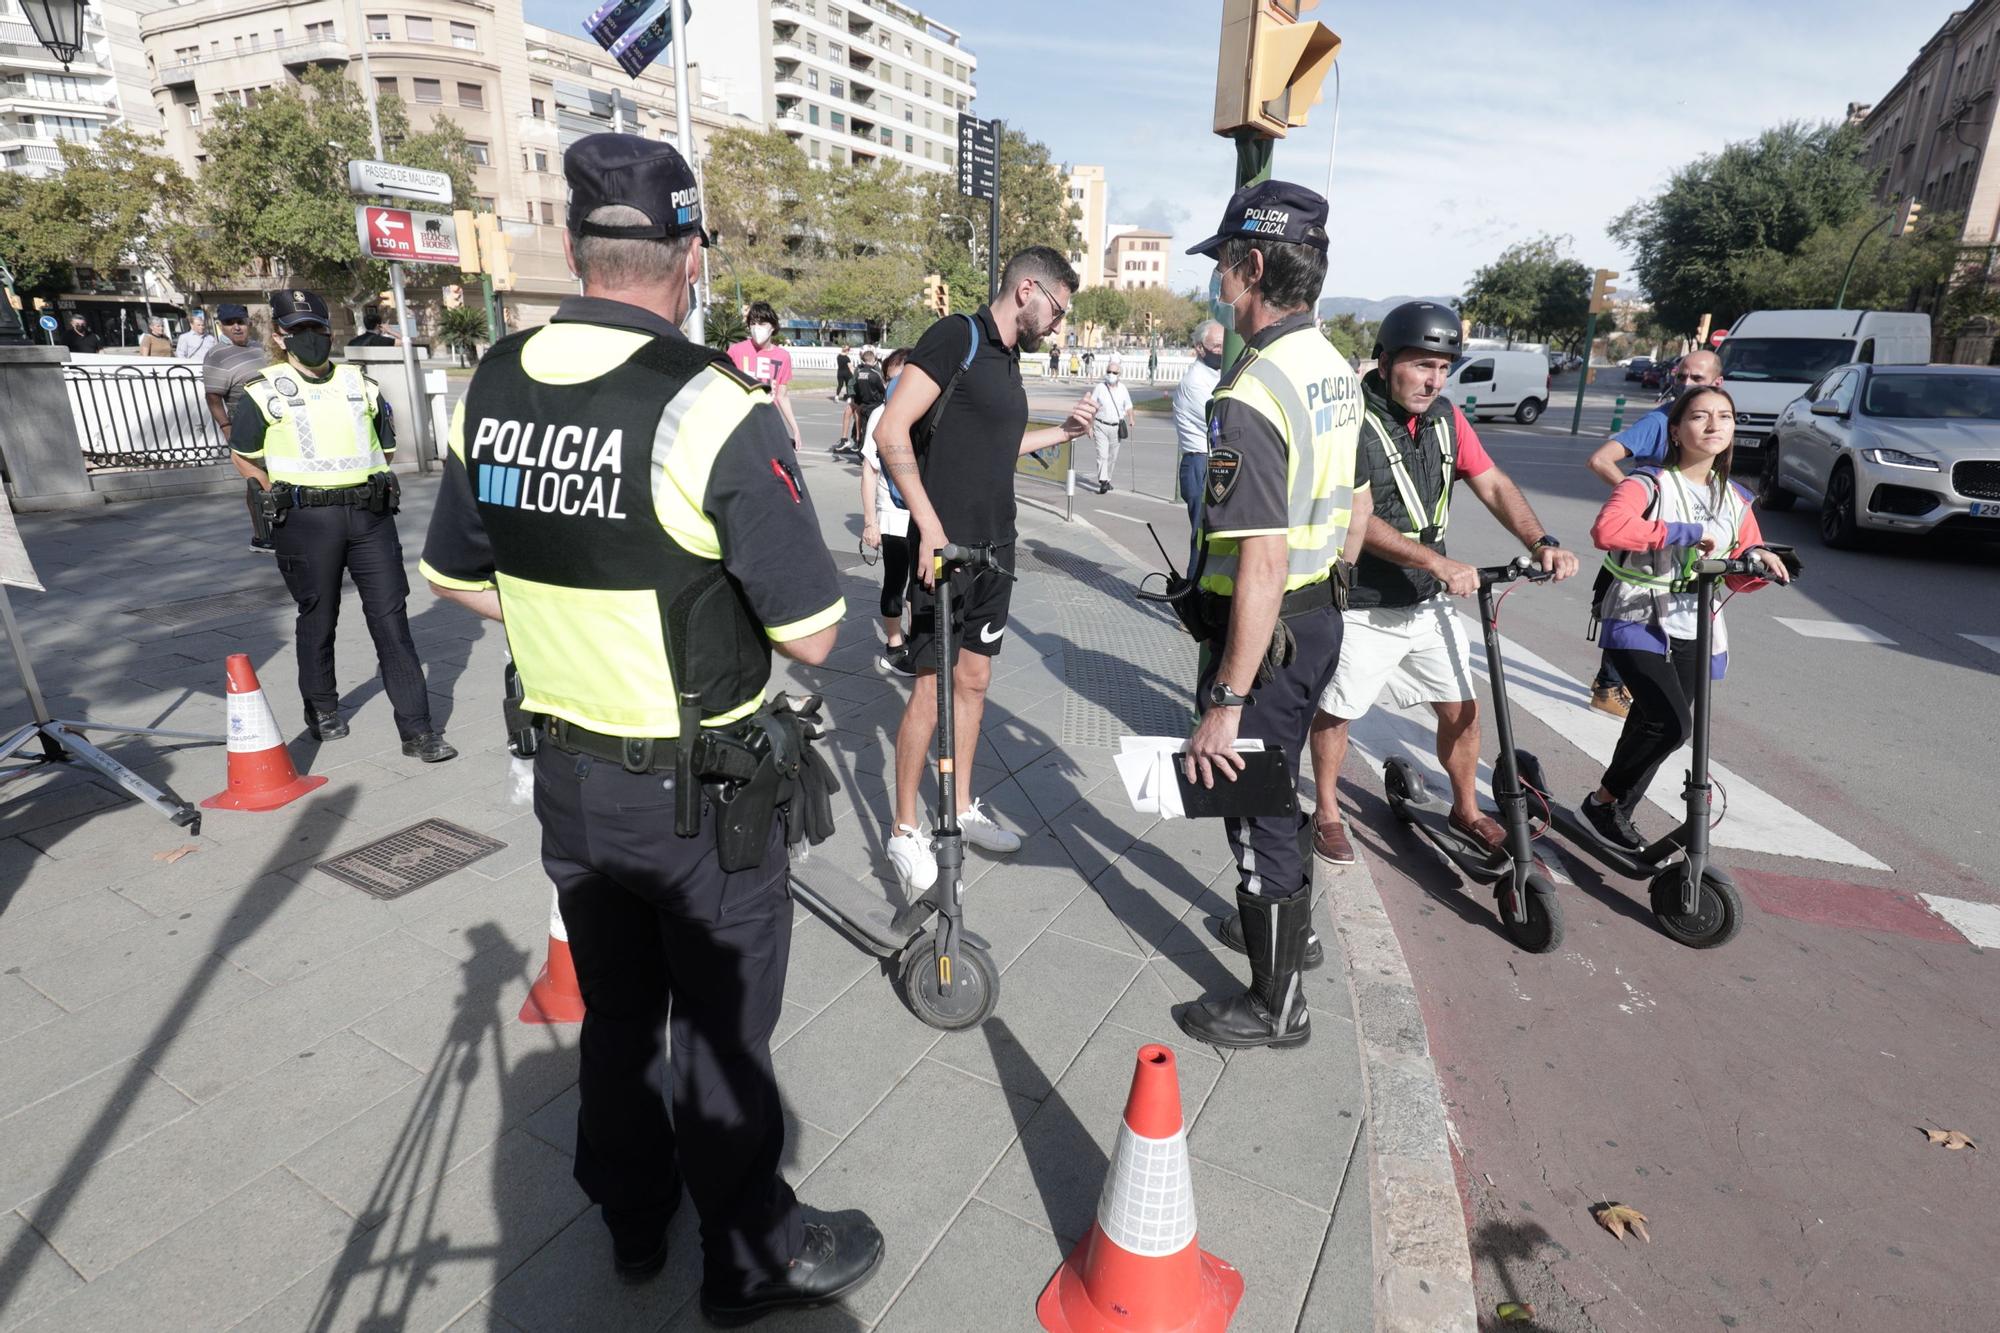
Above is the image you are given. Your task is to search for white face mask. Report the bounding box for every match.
[749,323,773,345]
[1106,371,1119,381]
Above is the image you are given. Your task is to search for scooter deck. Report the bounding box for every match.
[789,861,990,958]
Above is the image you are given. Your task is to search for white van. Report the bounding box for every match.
[1719,309,1931,455]
[1448,349,1552,424]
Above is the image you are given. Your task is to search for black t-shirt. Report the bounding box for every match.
[906,306,1026,543]
[347,331,395,347]
[61,328,103,354]
[836,351,852,385]
[850,363,886,408]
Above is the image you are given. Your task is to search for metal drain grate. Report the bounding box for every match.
[122,585,292,627]
[1016,545,1196,748]
[317,819,507,899]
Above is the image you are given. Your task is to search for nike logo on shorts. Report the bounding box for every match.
[979,623,1006,644]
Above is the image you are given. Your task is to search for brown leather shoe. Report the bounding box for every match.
[1449,811,1509,858]
[1589,683,1633,719]
[1313,819,1356,864]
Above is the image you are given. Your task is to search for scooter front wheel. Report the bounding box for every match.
[1499,872,1565,954]
[1649,866,1744,949]
[1383,758,1423,826]
[895,936,1000,1030]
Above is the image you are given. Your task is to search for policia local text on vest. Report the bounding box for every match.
[418,134,885,1319]
[1174,180,1372,1052]
[226,287,456,762]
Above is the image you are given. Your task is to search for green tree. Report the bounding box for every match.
[1070,285,1129,342]
[196,68,476,304]
[995,127,1081,268]
[1535,258,1595,354]
[1610,121,1876,333]
[1120,285,1207,343]
[437,302,488,366]
[1728,205,1959,313]
[1463,235,1564,343]
[1321,313,1380,362]
[703,127,816,285]
[704,298,747,350]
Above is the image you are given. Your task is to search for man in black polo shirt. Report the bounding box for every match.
[870,246,1097,891]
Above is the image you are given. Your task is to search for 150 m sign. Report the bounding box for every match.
[354,206,462,265]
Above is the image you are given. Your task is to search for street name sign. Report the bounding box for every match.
[355,205,462,265]
[346,159,454,207]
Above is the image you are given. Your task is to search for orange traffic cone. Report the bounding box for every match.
[519,885,586,1024]
[1038,1044,1244,1333]
[201,653,328,812]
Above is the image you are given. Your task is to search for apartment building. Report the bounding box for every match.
[1105,227,1171,291]
[700,0,976,174]
[1064,163,1106,289]
[1,0,158,177]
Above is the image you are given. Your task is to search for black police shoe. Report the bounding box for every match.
[1215,909,1324,969]
[401,732,458,764]
[307,710,348,741]
[611,1227,672,1284]
[699,1207,884,1327]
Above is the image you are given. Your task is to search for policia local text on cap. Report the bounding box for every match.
[419,134,884,1318]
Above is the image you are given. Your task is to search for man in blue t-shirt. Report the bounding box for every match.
[1581,348,1721,715]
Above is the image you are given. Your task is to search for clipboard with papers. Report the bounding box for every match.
[1113,737,1297,820]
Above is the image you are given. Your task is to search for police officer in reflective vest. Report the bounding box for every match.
[1176,181,1372,1050]
[227,288,456,761]
[420,134,883,1319]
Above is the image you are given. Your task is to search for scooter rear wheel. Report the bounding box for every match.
[1499,872,1565,954]
[1649,866,1743,949]
[895,936,1000,1030]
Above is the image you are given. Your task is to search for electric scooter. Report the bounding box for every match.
[787,542,1004,1030]
[1383,556,1566,954]
[1519,548,1798,950]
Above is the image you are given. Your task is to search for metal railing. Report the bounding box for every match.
[62,361,230,471]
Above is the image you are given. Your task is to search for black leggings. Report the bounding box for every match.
[1601,639,1705,806]
[879,531,912,619]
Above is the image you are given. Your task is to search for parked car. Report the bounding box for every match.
[1761,362,2000,547]
[1447,348,1552,423]
[1625,356,1654,382]
[1640,358,1674,391]
[1720,309,1931,459]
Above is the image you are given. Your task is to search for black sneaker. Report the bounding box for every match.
[1581,794,1645,852]
[875,644,916,677]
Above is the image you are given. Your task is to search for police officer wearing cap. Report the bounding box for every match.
[1175,180,1373,1051]
[420,134,883,1319]
[227,288,456,761]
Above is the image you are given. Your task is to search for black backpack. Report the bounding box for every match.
[851,363,887,408]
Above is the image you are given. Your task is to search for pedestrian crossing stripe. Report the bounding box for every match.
[1961,633,2000,658]
[1920,894,2000,949]
[1773,617,1897,645]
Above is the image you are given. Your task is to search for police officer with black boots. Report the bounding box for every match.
[227,288,456,762]
[1174,182,1372,1050]
[420,133,883,1321]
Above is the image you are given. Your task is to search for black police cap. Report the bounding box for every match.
[215,303,250,323]
[270,288,331,330]
[1187,179,1330,258]
[565,133,712,244]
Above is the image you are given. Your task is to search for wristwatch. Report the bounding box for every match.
[1532,534,1562,551]
[1207,681,1254,709]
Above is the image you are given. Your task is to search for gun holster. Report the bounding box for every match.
[366,471,400,516]
[254,480,293,533]
[708,694,839,872]
[502,661,539,758]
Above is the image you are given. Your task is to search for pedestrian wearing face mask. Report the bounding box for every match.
[1088,353,1135,494]
[728,301,802,450]
[227,287,457,762]
[1172,319,1227,531]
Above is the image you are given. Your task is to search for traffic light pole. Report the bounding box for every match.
[986,119,1002,302]
[1219,132,1274,370]
[1567,310,1598,437]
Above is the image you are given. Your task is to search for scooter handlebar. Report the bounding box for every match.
[937,542,1014,580]
[1477,554,1555,587]
[1690,544,1801,582]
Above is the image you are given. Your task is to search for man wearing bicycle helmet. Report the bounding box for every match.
[1308,301,1579,863]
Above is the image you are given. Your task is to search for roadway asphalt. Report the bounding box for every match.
[795,368,2000,1332]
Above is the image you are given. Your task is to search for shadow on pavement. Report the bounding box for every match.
[983,1014,1106,1249]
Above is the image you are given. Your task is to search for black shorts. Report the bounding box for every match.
[903,541,1014,667]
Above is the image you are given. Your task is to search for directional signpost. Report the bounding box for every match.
[957,114,1000,300]
[347,158,460,472]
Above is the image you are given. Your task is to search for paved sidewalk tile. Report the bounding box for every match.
[0,1060,196,1215]
[874,1198,1065,1331]
[1300,1121,1373,1332]
[1188,1158,1332,1332]
[0,974,61,1044]
[770,969,945,1137]
[0,1212,84,1331]
[1188,1010,1364,1212]
[929,931,1143,1101]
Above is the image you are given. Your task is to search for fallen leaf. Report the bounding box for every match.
[1591,1201,1650,1243]
[1921,1127,1976,1151]
[1496,1301,1536,1323]
[152,844,200,865]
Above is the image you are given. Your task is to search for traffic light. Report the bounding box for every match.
[1893,196,1925,236]
[454,208,482,274]
[473,213,517,290]
[921,273,948,317]
[1213,0,1342,138]
[1588,268,1619,314]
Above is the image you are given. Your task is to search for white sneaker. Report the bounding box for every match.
[886,823,938,893]
[957,799,1022,854]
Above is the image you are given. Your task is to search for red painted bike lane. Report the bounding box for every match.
[1341,769,1998,1332]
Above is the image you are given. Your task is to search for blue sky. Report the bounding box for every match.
[526,0,1950,301]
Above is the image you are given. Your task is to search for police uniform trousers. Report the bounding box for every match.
[271,503,433,739]
[1196,603,1343,902]
[533,744,805,1292]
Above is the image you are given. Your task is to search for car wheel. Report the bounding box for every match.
[1514,398,1544,424]
[1758,442,1797,512]
[1820,460,1863,549]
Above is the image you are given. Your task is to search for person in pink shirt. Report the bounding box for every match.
[727,301,802,448]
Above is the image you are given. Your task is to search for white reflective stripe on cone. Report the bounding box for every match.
[225,687,284,753]
[1094,1125,1197,1256]
[546,885,569,943]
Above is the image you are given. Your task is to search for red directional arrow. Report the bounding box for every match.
[360,205,416,260]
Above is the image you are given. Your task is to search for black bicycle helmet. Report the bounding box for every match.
[1372,301,1462,362]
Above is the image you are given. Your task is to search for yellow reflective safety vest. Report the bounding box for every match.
[1199,323,1365,595]
[424,321,784,740]
[241,363,388,487]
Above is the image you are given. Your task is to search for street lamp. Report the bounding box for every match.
[20,0,90,70]
[940,213,980,270]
